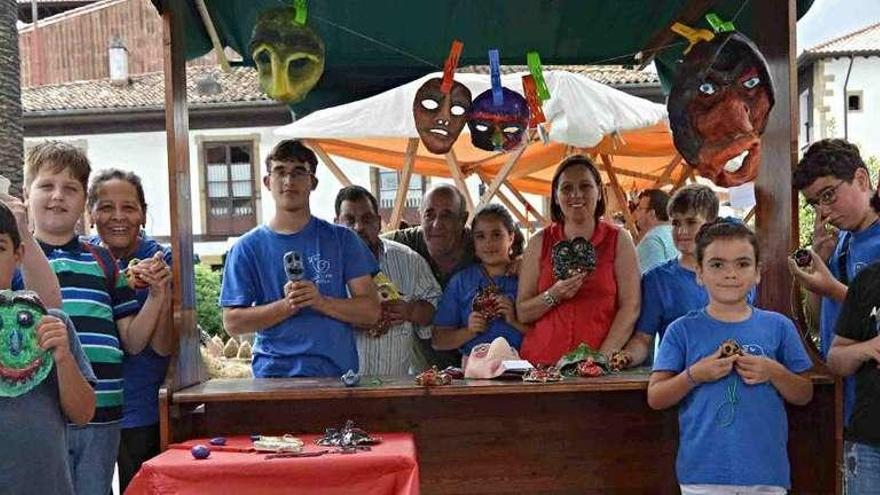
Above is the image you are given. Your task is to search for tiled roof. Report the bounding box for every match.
[803,22,880,57]
[23,66,273,113]
[460,64,659,86]
[23,63,659,114]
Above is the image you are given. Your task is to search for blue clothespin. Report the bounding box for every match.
[705,13,735,33]
[527,51,550,102]
[489,49,503,106]
[294,0,308,25]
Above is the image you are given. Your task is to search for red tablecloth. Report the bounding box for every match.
[126,433,419,495]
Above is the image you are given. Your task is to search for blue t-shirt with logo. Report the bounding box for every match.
[653,308,813,488]
[433,264,523,355]
[87,235,172,429]
[821,220,880,423]
[636,258,754,366]
[220,218,378,378]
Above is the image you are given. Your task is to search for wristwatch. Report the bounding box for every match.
[542,290,559,308]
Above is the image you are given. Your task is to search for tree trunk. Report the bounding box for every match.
[0,0,22,196]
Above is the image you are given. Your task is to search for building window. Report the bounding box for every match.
[848,92,862,112]
[372,168,427,227]
[202,141,257,236]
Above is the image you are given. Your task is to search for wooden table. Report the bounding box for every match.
[162,370,838,494]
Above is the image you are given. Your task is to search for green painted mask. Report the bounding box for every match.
[250,7,325,104]
[0,291,51,397]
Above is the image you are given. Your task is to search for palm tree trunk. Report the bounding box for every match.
[0,0,22,196]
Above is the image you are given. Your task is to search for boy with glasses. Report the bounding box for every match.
[789,138,880,426]
[220,140,381,378]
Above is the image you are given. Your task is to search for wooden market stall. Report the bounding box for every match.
[153,1,839,493]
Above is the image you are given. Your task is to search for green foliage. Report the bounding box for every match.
[194,264,225,338]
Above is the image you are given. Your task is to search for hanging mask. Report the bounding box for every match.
[467,87,530,152]
[0,291,51,398]
[413,78,473,155]
[250,6,325,104]
[668,31,775,188]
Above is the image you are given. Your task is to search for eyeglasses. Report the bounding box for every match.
[805,180,846,208]
[270,168,313,181]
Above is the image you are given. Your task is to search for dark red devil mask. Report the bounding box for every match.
[668,32,775,187]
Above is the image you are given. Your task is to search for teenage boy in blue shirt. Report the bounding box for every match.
[789,139,880,425]
[221,140,380,377]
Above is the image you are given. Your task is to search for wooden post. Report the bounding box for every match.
[388,138,419,231]
[308,141,353,187]
[600,154,638,234]
[445,149,474,215]
[753,0,796,316]
[194,0,231,71]
[503,180,549,226]
[162,2,201,393]
[477,171,529,226]
[654,154,683,188]
[472,144,527,222]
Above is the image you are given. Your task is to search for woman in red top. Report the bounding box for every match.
[517,155,640,364]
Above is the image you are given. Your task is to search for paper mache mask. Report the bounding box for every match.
[250,6,325,104]
[413,78,473,154]
[463,337,520,379]
[0,291,51,398]
[467,87,530,152]
[668,31,775,187]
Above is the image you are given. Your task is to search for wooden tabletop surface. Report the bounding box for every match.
[171,369,834,404]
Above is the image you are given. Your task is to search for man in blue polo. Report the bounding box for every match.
[220,140,380,377]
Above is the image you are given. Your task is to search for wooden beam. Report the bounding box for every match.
[743,206,756,224]
[162,2,201,393]
[477,171,529,228]
[194,0,231,71]
[503,180,549,226]
[308,140,352,187]
[445,150,474,215]
[636,0,718,70]
[387,138,419,231]
[473,144,527,220]
[600,154,638,234]
[654,154,683,187]
[608,166,676,185]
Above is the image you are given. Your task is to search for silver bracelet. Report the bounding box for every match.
[542,290,559,308]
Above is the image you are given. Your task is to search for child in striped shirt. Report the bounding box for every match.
[25,141,169,495]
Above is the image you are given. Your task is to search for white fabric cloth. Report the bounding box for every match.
[680,485,787,495]
[275,70,667,148]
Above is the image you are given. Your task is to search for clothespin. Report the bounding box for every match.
[294,0,308,25]
[522,75,546,128]
[440,40,464,94]
[489,49,503,106]
[526,51,550,101]
[670,22,715,54]
[705,13,735,33]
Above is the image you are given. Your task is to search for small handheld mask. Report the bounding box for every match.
[551,237,597,281]
[283,251,305,282]
[0,291,51,398]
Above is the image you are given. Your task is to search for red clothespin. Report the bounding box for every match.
[441,40,464,94]
[522,75,546,128]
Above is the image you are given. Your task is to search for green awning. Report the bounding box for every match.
[155,1,813,115]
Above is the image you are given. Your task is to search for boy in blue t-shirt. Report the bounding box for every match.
[649,220,813,493]
[789,139,880,425]
[0,201,96,495]
[220,140,380,378]
[623,184,720,368]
